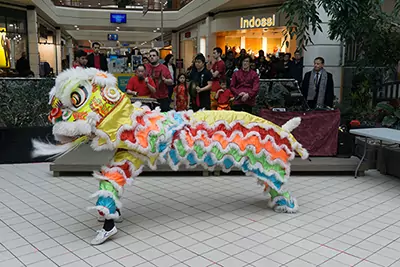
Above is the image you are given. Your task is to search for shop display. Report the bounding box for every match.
[32,68,308,244]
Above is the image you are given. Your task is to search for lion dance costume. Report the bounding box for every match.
[32,68,308,245]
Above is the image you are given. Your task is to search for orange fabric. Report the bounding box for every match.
[102,171,126,186]
[183,130,289,163]
[134,114,164,148]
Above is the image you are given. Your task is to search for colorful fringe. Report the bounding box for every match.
[91,108,307,216]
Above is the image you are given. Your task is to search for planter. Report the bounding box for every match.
[0,126,54,164]
[337,131,355,158]
[377,146,400,178]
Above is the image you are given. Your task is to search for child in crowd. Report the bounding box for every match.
[172,73,190,111]
[215,79,234,110]
[73,50,88,69]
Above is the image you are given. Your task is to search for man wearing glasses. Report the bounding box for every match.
[145,49,173,111]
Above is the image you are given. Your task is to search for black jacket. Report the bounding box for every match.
[87,53,108,72]
[301,70,334,108]
[289,59,304,85]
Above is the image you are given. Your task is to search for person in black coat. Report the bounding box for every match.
[301,57,334,109]
[87,42,108,72]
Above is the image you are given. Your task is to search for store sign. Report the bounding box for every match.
[239,14,275,29]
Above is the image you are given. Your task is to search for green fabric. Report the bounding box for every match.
[269,188,291,200]
[191,144,286,177]
[99,180,119,199]
[149,135,158,153]
[177,140,187,157]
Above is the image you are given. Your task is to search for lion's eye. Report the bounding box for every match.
[71,85,89,108]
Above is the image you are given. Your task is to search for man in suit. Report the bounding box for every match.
[301,57,334,109]
[87,42,108,72]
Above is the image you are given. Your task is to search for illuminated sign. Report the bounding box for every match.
[239,15,275,29]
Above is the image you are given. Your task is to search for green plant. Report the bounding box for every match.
[0,79,54,128]
[279,0,400,73]
[266,82,290,108]
[376,101,400,128]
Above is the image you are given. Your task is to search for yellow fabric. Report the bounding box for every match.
[113,150,143,169]
[96,96,136,145]
[191,110,306,157]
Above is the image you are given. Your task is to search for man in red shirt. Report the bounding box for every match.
[126,64,156,97]
[230,55,260,114]
[87,42,108,72]
[145,49,173,112]
[210,47,226,110]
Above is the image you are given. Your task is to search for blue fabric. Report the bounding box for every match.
[169,149,179,165]
[223,158,234,169]
[96,196,117,215]
[204,154,214,167]
[276,198,295,209]
[242,161,283,190]
[187,153,197,166]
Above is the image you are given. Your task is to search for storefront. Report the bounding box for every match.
[0,6,28,72]
[211,8,297,57]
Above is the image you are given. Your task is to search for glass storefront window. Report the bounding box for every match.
[0,8,27,70]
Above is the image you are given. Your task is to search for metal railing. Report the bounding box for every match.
[51,0,193,10]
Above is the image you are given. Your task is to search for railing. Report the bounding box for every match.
[373,81,400,105]
[51,0,193,10]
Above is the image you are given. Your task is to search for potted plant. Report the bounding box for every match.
[375,100,400,129]
[0,78,55,164]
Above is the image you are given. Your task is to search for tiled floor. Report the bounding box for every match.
[1,164,400,267]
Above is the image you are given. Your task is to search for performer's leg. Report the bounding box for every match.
[90,150,143,245]
[262,181,298,213]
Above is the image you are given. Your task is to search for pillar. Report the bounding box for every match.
[26,6,39,77]
[55,27,62,74]
[302,7,343,100]
[67,37,74,68]
[205,15,216,58]
[171,31,178,58]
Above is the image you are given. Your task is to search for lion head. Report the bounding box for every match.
[32,67,132,158]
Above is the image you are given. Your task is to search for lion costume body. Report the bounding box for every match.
[32,68,308,242]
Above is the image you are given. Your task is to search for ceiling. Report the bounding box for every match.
[214,0,284,11]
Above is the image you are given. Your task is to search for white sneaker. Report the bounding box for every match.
[98,215,123,223]
[90,226,118,245]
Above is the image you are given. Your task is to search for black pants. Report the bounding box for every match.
[157,98,170,112]
[232,104,253,114]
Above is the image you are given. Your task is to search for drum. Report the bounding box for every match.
[130,97,159,110]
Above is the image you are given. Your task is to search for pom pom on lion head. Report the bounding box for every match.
[32,67,129,159]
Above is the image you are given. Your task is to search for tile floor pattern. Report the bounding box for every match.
[0,164,400,267]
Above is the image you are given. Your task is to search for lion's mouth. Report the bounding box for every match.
[53,121,94,144]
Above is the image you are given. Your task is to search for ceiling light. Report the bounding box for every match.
[76,28,79,30]
[9,24,13,27]
[153,30,156,32]
[156,27,160,30]
[88,4,91,7]
[116,26,120,29]
[74,25,78,28]
[98,2,101,5]
[116,29,119,31]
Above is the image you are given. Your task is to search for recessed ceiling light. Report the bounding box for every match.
[88,4,91,7]
[153,30,156,32]
[116,29,119,31]
[9,24,13,27]
[74,25,78,27]
[76,28,79,30]
[156,27,160,30]
[116,26,120,29]
[98,2,101,5]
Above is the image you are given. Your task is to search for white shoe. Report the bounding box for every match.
[98,215,123,223]
[91,226,118,245]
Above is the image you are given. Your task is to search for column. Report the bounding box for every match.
[240,36,246,50]
[262,37,267,53]
[302,7,343,100]
[26,6,39,77]
[67,37,74,68]
[171,31,178,57]
[205,16,216,58]
[55,27,62,74]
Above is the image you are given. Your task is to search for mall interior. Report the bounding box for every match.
[1,0,400,267]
